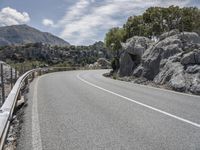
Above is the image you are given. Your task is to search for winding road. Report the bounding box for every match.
[17,70,200,150]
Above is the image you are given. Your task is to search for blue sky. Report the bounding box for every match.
[0,0,199,45]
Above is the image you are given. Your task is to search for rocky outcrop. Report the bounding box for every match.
[181,50,200,65]
[87,58,111,69]
[119,36,152,77]
[118,30,200,95]
[119,52,136,76]
[97,58,111,69]
[121,36,152,57]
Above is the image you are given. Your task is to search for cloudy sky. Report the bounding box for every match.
[0,0,199,45]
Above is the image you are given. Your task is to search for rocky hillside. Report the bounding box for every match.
[118,30,200,95]
[0,41,110,67]
[0,25,70,46]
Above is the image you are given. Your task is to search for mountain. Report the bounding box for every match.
[0,24,70,46]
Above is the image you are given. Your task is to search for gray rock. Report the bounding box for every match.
[181,49,200,65]
[142,47,163,80]
[159,29,180,41]
[154,61,183,85]
[177,32,200,44]
[186,65,200,74]
[133,65,144,77]
[119,52,135,77]
[141,36,183,80]
[97,58,111,69]
[194,50,200,64]
[161,44,182,59]
[121,36,152,57]
[169,72,186,92]
[117,31,200,95]
[181,51,195,65]
[189,74,200,94]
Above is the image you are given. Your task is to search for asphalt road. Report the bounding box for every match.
[17,70,200,150]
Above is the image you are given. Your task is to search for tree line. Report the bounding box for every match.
[105,5,200,55]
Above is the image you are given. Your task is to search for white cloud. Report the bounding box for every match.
[0,7,30,26]
[55,0,192,45]
[42,19,54,27]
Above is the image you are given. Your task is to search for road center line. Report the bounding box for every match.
[32,77,43,150]
[77,74,200,128]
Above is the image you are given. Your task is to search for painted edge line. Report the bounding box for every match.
[77,74,200,128]
[32,77,43,150]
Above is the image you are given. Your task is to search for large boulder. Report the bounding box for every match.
[181,49,200,65]
[177,32,200,44]
[119,52,136,77]
[169,72,186,92]
[141,36,183,80]
[154,61,184,85]
[117,30,200,95]
[121,36,152,57]
[118,36,152,77]
[159,29,180,41]
[133,65,144,77]
[97,58,111,69]
[139,31,200,80]
[154,60,188,92]
[186,65,200,74]
[189,74,200,94]
[154,58,200,94]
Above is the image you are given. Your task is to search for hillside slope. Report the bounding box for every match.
[0,25,70,46]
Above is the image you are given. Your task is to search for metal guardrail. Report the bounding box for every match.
[0,67,80,150]
[0,68,39,150]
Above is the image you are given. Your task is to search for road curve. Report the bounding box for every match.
[17,70,200,150]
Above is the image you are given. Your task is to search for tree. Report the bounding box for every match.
[104,27,125,58]
[104,27,125,71]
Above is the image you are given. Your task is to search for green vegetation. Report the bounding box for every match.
[105,5,200,51]
[0,41,110,72]
[105,27,126,57]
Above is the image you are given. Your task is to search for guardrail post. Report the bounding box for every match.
[39,70,42,76]
[17,91,22,101]
[10,67,13,89]
[0,63,5,104]
[15,67,17,82]
[32,72,35,80]
[25,77,28,85]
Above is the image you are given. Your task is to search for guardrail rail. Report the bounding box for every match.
[0,69,39,149]
[0,67,80,150]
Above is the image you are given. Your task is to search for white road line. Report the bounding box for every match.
[77,74,200,128]
[32,77,43,150]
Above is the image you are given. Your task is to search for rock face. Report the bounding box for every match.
[97,58,111,69]
[119,36,152,77]
[118,30,200,94]
[119,52,136,76]
[0,25,70,46]
[88,58,111,69]
[181,50,200,65]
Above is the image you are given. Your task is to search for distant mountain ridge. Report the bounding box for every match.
[0,24,70,46]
